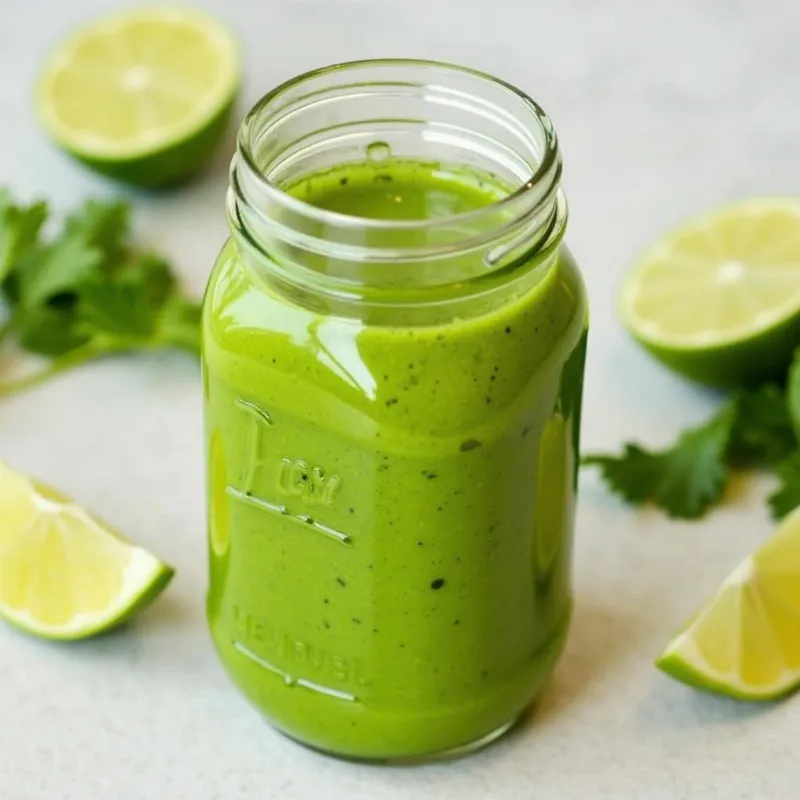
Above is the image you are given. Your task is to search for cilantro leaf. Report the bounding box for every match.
[727,384,797,466]
[768,452,800,519]
[582,402,737,519]
[16,236,103,309]
[8,199,132,312]
[65,199,130,267]
[787,349,800,441]
[0,191,48,279]
[0,188,201,399]
[79,281,156,339]
[17,306,92,356]
[120,252,176,308]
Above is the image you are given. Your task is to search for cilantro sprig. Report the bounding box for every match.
[583,354,800,520]
[0,190,201,397]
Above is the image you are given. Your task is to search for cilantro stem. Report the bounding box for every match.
[0,344,104,399]
[0,333,198,399]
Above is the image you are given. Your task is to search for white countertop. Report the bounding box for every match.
[1,1,798,797]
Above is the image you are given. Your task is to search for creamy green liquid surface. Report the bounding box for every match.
[204,159,588,759]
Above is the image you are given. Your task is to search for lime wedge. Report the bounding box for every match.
[620,199,800,388]
[37,7,240,188]
[0,461,174,640]
[657,507,800,700]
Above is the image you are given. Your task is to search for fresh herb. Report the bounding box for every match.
[583,352,800,520]
[768,453,800,519]
[788,352,800,439]
[0,191,201,397]
[727,384,797,466]
[583,402,736,519]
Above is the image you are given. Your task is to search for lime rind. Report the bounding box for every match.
[656,650,800,702]
[64,99,236,189]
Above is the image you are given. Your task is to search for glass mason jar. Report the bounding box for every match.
[204,60,588,762]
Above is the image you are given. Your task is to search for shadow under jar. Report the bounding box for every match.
[203,59,588,762]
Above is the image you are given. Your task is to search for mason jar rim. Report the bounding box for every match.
[235,58,561,233]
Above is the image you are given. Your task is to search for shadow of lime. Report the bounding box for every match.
[634,675,782,734]
[0,587,192,657]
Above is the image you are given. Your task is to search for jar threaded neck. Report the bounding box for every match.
[227,59,566,307]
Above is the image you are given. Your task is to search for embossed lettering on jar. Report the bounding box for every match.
[203,59,588,762]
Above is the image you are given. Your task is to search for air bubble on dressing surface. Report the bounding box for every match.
[366,141,392,162]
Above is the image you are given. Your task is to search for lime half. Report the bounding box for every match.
[657,507,800,701]
[0,461,173,640]
[37,7,239,188]
[621,199,800,388]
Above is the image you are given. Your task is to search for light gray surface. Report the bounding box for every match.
[0,1,798,797]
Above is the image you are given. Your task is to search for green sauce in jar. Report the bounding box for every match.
[204,60,588,762]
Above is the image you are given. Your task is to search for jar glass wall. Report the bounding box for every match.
[204,60,588,761]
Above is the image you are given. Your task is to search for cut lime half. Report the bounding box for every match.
[0,461,174,640]
[37,7,240,188]
[621,199,800,388]
[657,506,800,701]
